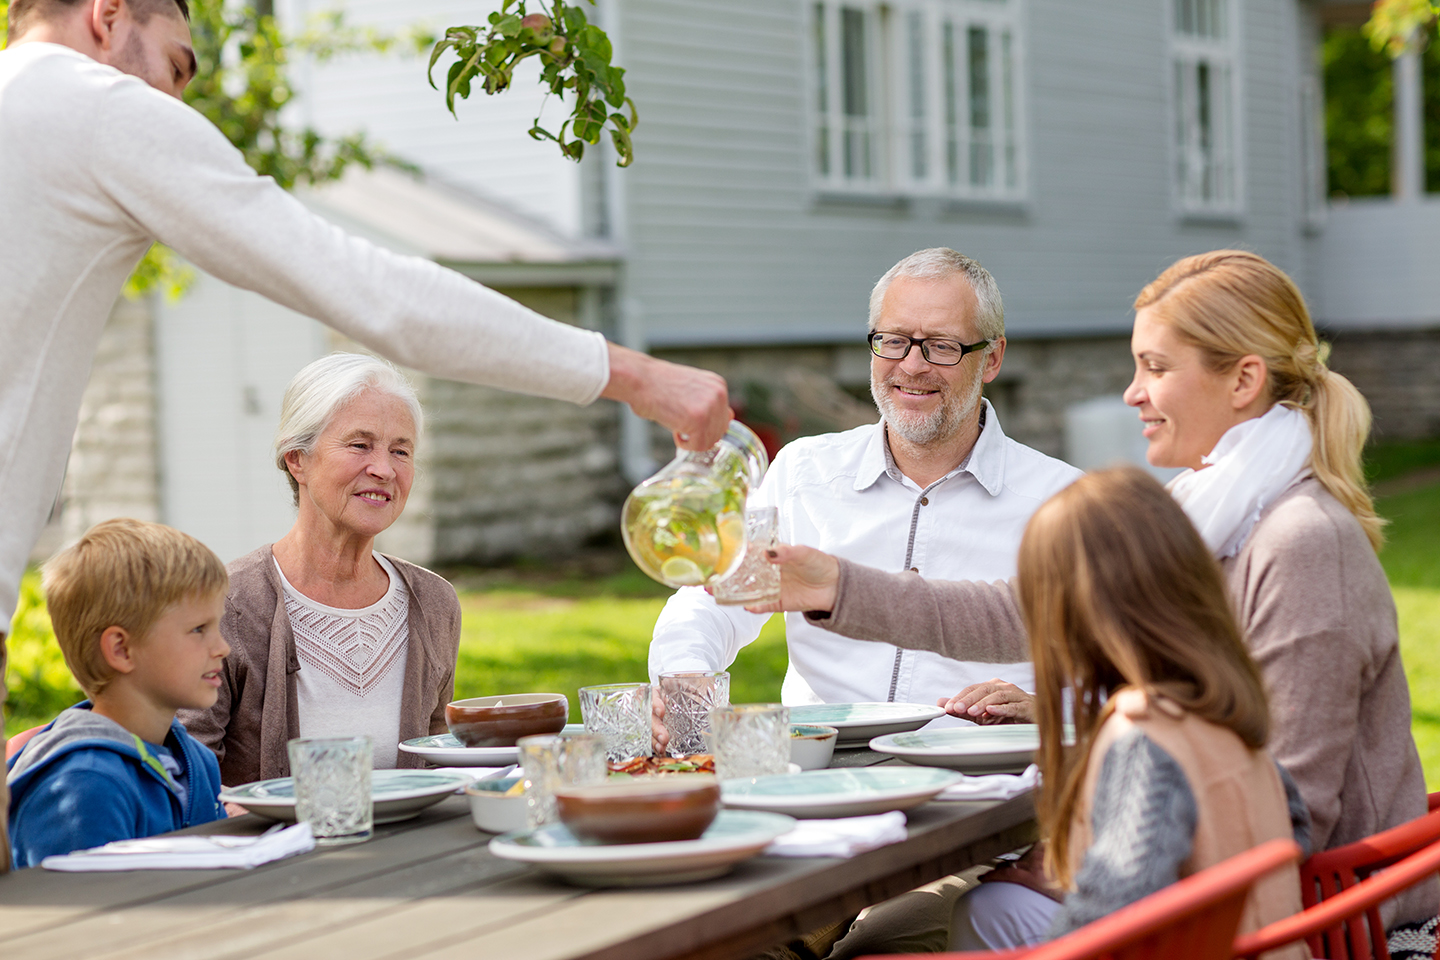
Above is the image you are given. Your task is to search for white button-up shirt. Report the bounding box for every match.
[649,401,1082,718]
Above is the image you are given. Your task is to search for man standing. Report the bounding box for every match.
[649,248,1080,724]
[1,0,729,870]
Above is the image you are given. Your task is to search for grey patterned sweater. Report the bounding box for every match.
[1049,727,1311,938]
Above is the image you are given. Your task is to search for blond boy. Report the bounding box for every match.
[6,519,229,868]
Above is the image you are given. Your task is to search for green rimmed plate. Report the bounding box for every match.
[787,703,945,745]
[220,768,473,823]
[869,725,1043,773]
[489,810,797,886]
[398,734,519,767]
[720,766,962,818]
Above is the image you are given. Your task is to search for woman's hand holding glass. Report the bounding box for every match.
[730,543,841,615]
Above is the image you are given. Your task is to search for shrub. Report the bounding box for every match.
[4,572,82,738]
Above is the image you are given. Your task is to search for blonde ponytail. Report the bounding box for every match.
[1134,251,1385,551]
[1307,365,1385,550]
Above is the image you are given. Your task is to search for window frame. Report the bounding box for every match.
[806,0,1028,202]
[1167,0,1246,217]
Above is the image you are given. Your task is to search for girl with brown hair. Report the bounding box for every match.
[756,250,1432,951]
[966,466,1306,952]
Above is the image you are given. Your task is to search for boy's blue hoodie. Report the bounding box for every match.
[6,702,225,869]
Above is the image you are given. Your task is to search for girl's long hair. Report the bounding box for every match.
[1134,250,1383,550]
[1025,467,1270,887]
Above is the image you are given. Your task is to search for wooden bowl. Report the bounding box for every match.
[555,776,721,844]
[446,694,568,748]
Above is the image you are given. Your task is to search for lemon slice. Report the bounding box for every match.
[661,556,707,586]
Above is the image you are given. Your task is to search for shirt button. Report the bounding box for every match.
[910,567,919,574]
[920,497,929,506]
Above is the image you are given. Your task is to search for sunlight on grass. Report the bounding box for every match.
[452,590,790,711]
[1379,480,1440,789]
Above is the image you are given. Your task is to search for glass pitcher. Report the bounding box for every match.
[622,421,769,588]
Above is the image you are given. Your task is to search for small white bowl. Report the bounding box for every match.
[466,776,527,833]
[789,724,839,770]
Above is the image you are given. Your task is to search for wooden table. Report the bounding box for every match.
[0,750,1036,960]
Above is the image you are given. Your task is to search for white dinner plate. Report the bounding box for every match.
[220,769,473,824]
[787,703,946,746]
[489,810,796,886]
[398,733,520,767]
[720,767,963,818]
[868,725,1043,773]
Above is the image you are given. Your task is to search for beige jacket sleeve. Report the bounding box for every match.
[809,558,1029,663]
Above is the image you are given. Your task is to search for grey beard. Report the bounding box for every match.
[871,370,984,445]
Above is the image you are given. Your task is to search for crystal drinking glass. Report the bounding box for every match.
[286,735,373,845]
[518,731,608,828]
[709,704,791,780]
[579,682,652,762]
[711,507,781,606]
[659,670,731,757]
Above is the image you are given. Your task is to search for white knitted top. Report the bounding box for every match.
[276,556,409,769]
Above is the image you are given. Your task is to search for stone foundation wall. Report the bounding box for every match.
[1325,328,1440,440]
[29,297,161,564]
[655,335,1138,460]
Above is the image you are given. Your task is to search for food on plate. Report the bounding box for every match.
[607,754,715,776]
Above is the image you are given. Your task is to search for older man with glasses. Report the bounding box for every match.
[650,247,1080,737]
[647,247,1080,956]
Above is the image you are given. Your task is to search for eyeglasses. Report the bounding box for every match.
[868,332,991,366]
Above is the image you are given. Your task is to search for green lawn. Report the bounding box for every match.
[446,564,789,709]
[1378,480,1440,788]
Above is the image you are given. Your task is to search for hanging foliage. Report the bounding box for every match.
[429,0,637,166]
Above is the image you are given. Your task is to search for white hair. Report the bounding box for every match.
[274,353,423,504]
[867,248,1006,342]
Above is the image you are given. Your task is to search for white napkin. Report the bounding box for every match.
[41,822,316,872]
[935,764,1039,802]
[765,811,909,858]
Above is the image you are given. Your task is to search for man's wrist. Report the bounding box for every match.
[599,342,646,404]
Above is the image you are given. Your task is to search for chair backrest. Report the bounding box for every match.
[904,839,1302,960]
[1297,808,1440,960]
[1234,835,1440,960]
[4,724,46,763]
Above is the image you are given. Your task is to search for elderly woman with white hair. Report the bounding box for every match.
[181,353,460,784]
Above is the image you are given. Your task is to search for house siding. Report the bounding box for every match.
[611,0,1319,351]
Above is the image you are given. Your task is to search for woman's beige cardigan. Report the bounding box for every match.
[179,546,461,786]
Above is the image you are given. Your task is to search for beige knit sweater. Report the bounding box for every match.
[818,477,1434,924]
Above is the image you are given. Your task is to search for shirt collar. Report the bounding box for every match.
[853,399,1007,496]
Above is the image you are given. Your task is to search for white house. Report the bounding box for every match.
[37,0,1440,568]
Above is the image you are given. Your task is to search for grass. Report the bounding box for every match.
[1377,475,1440,788]
[445,561,789,710]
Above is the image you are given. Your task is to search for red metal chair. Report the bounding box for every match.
[862,838,1302,960]
[1227,805,1440,960]
[4,724,45,762]
[1233,835,1440,960]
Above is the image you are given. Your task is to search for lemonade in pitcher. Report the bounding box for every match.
[622,422,769,588]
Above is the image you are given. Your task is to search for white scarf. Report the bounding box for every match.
[1167,404,1313,559]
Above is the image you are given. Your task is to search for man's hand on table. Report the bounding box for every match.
[939,679,1036,725]
[601,343,732,451]
[738,543,840,615]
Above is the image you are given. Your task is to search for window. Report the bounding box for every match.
[810,0,1025,200]
[1170,0,1241,213]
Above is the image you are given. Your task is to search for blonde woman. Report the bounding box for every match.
[760,251,1433,947]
